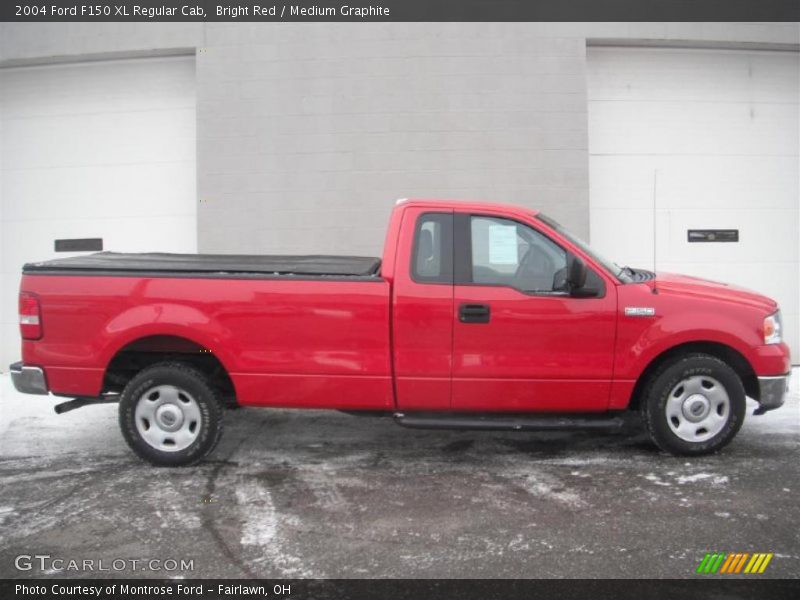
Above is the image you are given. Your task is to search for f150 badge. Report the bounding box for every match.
[625,307,656,317]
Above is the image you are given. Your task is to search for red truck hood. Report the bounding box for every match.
[651,272,778,313]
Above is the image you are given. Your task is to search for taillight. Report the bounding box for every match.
[19,292,42,340]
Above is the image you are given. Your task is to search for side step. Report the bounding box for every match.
[393,412,625,432]
[54,393,120,415]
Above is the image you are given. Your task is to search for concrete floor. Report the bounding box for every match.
[0,371,798,579]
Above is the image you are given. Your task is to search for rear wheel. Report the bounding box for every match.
[119,362,223,466]
[641,353,746,456]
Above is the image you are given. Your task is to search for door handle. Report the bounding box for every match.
[459,303,490,323]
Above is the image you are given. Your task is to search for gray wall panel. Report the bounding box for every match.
[1,22,796,255]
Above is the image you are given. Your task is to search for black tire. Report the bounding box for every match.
[119,362,224,467]
[641,353,746,456]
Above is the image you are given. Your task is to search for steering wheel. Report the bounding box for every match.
[552,265,568,292]
[514,247,554,291]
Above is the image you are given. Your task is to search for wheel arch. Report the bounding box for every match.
[102,334,238,406]
[628,341,758,411]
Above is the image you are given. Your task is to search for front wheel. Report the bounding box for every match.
[641,353,746,456]
[119,362,224,466]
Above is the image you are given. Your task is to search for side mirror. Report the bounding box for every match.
[567,256,600,297]
[567,256,587,290]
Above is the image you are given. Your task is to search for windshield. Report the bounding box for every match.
[534,213,633,283]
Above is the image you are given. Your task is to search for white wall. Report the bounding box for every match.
[588,47,800,359]
[0,56,197,368]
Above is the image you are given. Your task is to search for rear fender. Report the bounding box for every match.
[99,303,237,374]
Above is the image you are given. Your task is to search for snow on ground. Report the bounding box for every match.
[0,367,797,579]
[0,372,122,458]
[1,368,796,458]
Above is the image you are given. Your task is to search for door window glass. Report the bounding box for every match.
[470,216,567,292]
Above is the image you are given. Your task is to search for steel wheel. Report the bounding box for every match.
[665,375,730,443]
[134,384,202,452]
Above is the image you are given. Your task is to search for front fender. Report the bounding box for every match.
[615,309,759,381]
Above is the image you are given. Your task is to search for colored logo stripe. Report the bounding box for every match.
[723,553,747,573]
[697,553,725,574]
[745,553,774,574]
[719,553,737,573]
[697,552,773,574]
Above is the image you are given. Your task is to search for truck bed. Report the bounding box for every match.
[23,252,382,278]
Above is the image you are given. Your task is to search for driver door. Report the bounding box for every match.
[451,212,617,412]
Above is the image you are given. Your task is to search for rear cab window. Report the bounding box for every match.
[411,213,453,284]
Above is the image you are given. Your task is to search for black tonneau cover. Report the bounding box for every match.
[23,252,382,278]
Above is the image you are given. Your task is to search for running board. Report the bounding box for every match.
[54,393,120,415]
[393,412,625,432]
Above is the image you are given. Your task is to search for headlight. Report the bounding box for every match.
[763,310,782,345]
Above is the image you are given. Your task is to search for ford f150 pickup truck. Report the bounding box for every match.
[10,199,791,466]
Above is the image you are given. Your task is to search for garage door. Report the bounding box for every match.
[1,56,197,368]
[588,46,799,359]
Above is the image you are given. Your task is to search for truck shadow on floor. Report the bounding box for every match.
[215,407,660,464]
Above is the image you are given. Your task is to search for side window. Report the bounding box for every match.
[411,213,453,284]
[470,216,567,293]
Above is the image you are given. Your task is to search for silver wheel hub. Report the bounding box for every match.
[666,375,730,443]
[134,385,202,452]
[682,394,711,422]
[155,404,184,431]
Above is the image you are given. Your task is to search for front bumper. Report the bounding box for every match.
[9,361,49,395]
[756,373,790,413]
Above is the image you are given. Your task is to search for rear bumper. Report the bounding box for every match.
[757,373,790,412]
[9,361,49,395]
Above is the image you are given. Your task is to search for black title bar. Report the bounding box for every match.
[3,579,800,600]
[2,0,799,22]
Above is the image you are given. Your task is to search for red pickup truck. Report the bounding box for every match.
[10,199,791,466]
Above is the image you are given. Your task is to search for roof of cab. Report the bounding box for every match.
[395,197,539,217]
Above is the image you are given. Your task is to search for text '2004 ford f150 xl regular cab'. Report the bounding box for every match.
[10,199,792,466]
